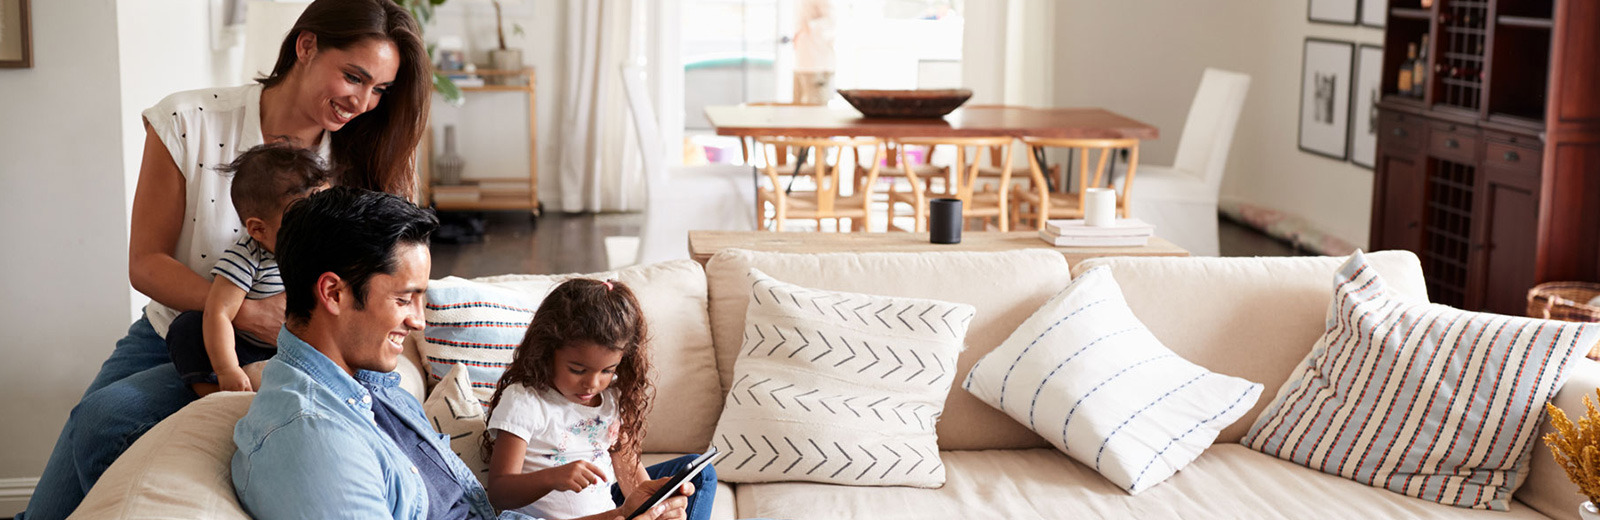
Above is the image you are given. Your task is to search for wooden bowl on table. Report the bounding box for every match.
[837,89,974,118]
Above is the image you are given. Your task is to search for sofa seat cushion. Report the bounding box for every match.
[729,445,1552,520]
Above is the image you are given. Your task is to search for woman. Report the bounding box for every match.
[20,1,428,518]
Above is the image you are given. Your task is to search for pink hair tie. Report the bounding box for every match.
[603,281,614,291]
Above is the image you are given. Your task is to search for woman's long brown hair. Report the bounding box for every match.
[257,0,428,198]
[481,279,655,463]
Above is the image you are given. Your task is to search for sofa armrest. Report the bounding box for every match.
[1520,357,1599,520]
[70,393,254,519]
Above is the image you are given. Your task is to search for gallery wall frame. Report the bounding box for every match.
[1309,0,1359,25]
[0,0,32,68]
[1299,38,1355,161]
[1360,0,1387,28]
[1350,44,1385,169]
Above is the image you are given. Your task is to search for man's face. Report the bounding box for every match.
[335,242,429,374]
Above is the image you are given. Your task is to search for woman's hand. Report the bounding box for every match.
[233,293,286,343]
[614,478,693,520]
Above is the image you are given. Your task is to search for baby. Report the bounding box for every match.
[165,143,330,396]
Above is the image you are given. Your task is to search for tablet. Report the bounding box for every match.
[627,446,718,519]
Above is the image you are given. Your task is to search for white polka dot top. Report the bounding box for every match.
[139,84,330,337]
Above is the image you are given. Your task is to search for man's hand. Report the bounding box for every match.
[541,460,608,493]
[217,366,254,392]
[615,477,694,520]
[233,293,286,343]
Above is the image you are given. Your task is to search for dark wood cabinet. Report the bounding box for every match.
[1369,0,1600,313]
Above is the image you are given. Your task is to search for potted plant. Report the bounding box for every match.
[488,0,526,86]
[1546,390,1600,520]
[394,0,462,103]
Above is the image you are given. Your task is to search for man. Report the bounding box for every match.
[231,187,691,520]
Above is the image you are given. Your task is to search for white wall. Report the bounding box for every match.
[424,0,567,206]
[1052,0,1382,247]
[0,1,224,514]
[0,0,130,514]
[118,0,232,319]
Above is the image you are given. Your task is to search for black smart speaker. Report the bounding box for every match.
[929,198,962,244]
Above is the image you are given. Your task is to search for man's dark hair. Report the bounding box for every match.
[220,143,331,221]
[276,186,438,324]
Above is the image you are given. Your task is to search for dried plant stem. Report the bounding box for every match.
[1546,389,1600,503]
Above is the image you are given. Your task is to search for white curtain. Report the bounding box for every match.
[556,0,645,213]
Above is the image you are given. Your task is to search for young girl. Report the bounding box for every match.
[482,279,717,520]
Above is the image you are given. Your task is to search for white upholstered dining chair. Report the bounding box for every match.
[1116,68,1250,256]
[613,65,757,267]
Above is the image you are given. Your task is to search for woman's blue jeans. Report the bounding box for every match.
[19,315,198,520]
[612,454,719,520]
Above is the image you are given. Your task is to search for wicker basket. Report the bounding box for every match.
[1527,281,1600,322]
[1528,282,1600,360]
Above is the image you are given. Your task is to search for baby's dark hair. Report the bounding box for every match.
[220,143,331,221]
[481,278,654,463]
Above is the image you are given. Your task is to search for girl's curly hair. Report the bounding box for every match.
[481,278,654,463]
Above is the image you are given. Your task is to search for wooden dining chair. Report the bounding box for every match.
[756,136,884,232]
[963,105,1058,191]
[887,136,1017,232]
[1010,137,1140,230]
[857,140,948,199]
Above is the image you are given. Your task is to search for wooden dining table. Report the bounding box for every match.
[703,105,1159,140]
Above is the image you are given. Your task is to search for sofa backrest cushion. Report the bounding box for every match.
[1072,250,1428,444]
[73,393,255,519]
[409,259,724,454]
[707,249,1072,451]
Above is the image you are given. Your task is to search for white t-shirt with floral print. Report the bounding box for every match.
[487,384,620,519]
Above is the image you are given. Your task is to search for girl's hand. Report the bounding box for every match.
[217,366,253,392]
[233,293,286,344]
[615,478,693,520]
[543,460,607,493]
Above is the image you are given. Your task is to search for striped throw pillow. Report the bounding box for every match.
[1242,251,1599,510]
[422,278,540,407]
[962,266,1263,494]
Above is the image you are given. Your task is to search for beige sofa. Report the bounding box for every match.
[73,249,1591,519]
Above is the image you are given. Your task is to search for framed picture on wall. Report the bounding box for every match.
[1349,44,1384,169]
[1309,0,1359,25]
[1361,0,1387,27]
[0,0,32,68]
[1299,38,1355,161]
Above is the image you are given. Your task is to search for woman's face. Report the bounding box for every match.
[293,33,401,132]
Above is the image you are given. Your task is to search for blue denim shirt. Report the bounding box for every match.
[232,328,534,520]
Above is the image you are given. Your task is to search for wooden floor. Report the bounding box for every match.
[428,211,1300,280]
[428,211,640,280]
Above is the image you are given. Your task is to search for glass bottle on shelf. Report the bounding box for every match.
[1411,35,1429,97]
[1399,43,1417,96]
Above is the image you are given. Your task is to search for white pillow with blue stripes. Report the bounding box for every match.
[963,266,1263,494]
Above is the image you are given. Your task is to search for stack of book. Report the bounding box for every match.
[1038,218,1155,247]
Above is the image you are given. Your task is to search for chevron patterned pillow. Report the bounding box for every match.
[709,268,974,487]
[422,364,491,485]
